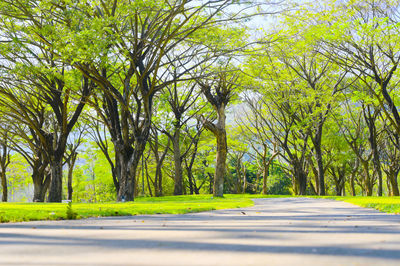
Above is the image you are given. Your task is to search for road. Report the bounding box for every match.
[1,197,400,265]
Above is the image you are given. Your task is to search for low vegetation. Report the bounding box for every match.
[3,195,400,223]
[0,195,254,223]
[329,196,400,215]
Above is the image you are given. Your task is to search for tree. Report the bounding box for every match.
[237,95,280,195]
[55,0,249,201]
[0,130,10,202]
[160,79,205,195]
[0,2,93,201]
[199,72,237,197]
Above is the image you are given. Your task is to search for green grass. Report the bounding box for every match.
[3,194,398,223]
[0,194,254,223]
[322,196,400,214]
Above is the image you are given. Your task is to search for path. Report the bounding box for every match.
[1,198,400,265]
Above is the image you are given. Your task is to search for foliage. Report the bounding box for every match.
[66,201,78,220]
[268,174,292,195]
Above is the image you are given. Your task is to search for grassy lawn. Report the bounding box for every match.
[2,194,399,223]
[325,196,400,214]
[0,194,254,223]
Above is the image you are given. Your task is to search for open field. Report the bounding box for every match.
[0,195,253,223]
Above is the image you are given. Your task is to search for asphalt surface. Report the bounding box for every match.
[1,197,400,266]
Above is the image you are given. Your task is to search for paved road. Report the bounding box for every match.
[1,198,400,266]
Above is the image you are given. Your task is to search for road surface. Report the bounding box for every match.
[1,197,400,265]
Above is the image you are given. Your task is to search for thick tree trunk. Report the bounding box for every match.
[293,162,307,195]
[295,166,307,195]
[116,136,148,201]
[360,161,374,196]
[173,129,183,195]
[299,172,307,195]
[116,150,135,201]
[213,105,227,197]
[31,158,50,202]
[33,173,51,202]
[200,76,233,198]
[214,132,227,197]
[336,183,341,196]
[48,157,63,202]
[1,172,7,202]
[350,175,356,196]
[0,143,9,202]
[389,171,400,196]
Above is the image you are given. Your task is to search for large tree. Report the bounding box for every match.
[199,72,237,197]
[55,0,251,201]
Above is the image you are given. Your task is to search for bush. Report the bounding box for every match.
[268,174,292,195]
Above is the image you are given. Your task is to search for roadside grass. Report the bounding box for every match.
[0,194,254,223]
[324,196,400,214]
[3,194,399,223]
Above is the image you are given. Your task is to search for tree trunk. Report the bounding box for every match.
[155,163,163,197]
[173,129,183,195]
[314,143,325,195]
[308,156,319,195]
[214,132,227,197]
[112,157,121,193]
[213,106,227,197]
[350,174,356,196]
[339,167,346,196]
[116,150,135,201]
[67,152,78,201]
[372,147,383,196]
[116,135,148,201]
[31,159,50,202]
[48,156,63,202]
[389,170,400,196]
[208,173,213,194]
[242,164,247,193]
[235,158,242,194]
[293,161,307,195]
[1,171,7,202]
[262,158,268,195]
[0,143,9,202]
[145,160,153,197]
[358,159,374,197]
[187,164,194,195]
[299,171,307,195]
[33,173,51,202]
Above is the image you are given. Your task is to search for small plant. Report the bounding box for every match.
[66,201,78,220]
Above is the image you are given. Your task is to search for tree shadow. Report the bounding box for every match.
[1,197,400,263]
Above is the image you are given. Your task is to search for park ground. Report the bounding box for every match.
[1,194,400,223]
[1,197,400,265]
